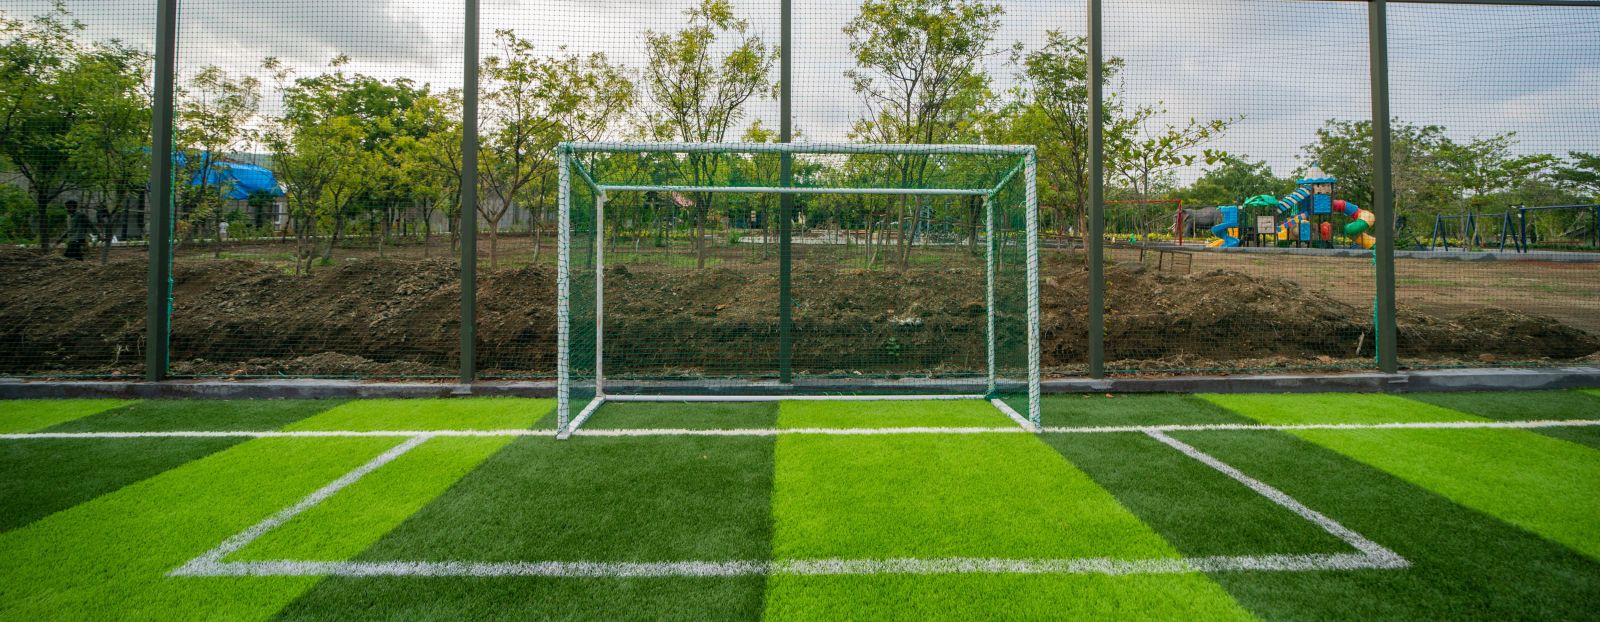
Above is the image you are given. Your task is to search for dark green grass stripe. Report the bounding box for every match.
[286,398,553,431]
[1039,432,1348,557]
[582,402,778,430]
[1169,430,1600,620]
[279,435,775,620]
[1405,390,1600,421]
[1405,390,1600,448]
[274,577,766,621]
[0,437,239,533]
[44,399,344,433]
[1532,425,1600,452]
[1010,394,1256,428]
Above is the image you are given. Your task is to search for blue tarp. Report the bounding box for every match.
[178,153,285,200]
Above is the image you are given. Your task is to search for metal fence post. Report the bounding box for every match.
[459,0,479,384]
[145,0,178,382]
[1370,0,1398,374]
[778,0,794,383]
[1087,0,1107,379]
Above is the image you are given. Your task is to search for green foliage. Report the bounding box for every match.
[1181,155,1294,207]
[1014,32,1234,239]
[481,29,633,268]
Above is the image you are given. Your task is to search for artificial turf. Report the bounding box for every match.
[1288,427,1600,561]
[44,399,339,432]
[1199,393,1483,425]
[231,436,514,562]
[765,432,1250,619]
[582,401,779,429]
[0,437,240,533]
[1170,430,1600,620]
[2,391,1598,620]
[776,399,1012,429]
[1014,394,1255,428]
[0,436,405,620]
[283,398,553,431]
[1040,432,1348,557]
[1405,390,1600,450]
[0,399,132,433]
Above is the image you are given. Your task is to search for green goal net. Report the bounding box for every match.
[555,142,1040,435]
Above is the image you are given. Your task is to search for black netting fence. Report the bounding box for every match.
[1390,3,1600,368]
[1,1,154,378]
[2,0,1596,382]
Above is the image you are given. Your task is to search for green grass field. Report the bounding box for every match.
[2,391,1599,620]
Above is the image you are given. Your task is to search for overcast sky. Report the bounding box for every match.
[10,0,1599,184]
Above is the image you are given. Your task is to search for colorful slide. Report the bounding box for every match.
[1207,205,1240,248]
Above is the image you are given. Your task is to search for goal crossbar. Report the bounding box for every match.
[554,142,1041,438]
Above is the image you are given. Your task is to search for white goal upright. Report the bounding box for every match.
[553,141,1040,437]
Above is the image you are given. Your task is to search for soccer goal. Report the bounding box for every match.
[553,141,1040,437]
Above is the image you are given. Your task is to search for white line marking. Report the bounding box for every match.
[8,419,1595,440]
[575,426,1029,437]
[991,398,1040,432]
[172,552,1405,578]
[556,396,606,440]
[1144,430,1407,566]
[170,435,432,577]
[603,394,988,402]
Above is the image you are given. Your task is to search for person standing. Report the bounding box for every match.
[62,200,91,261]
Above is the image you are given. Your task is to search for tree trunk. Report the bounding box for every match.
[35,194,51,252]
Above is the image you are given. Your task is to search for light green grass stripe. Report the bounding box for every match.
[231,436,514,561]
[283,398,555,431]
[0,436,401,621]
[0,400,135,433]
[766,434,1249,619]
[777,400,1011,429]
[772,434,1181,559]
[1583,389,1600,399]
[1200,393,1487,425]
[1290,428,1600,561]
[765,573,1253,621]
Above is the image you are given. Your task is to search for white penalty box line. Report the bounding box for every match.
[170,427,1408,579]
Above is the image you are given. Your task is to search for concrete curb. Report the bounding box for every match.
[2,367,1596,400]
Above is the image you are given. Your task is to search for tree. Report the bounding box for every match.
[1181,155,1291,208]
[1437,132,1553,210]
[174,64,259,255]
[1115,108,1233,200]
[845,0,1001,266]
[1300,119,1456,218]
[264,57,377,274]
[394,89,464,256]
[1551,151,1599,201]
[64,39,151,263]
[0,5,85,251]
[1014,32,1122,245]
[643,0,773,268]
[481,30,633,268]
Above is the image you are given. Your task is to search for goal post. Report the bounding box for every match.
[554,142,1041,436]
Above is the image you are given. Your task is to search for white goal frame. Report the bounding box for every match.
[554,142,1041,438]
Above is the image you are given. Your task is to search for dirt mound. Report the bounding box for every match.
[1,250,1594,378]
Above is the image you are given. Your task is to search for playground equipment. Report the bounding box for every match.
[1428,211,1515,252]
[1206,205,1241,248]
[1273,166,1376,249]
[1512,203,1600,253]
[1196,195,1279,248]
